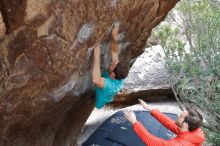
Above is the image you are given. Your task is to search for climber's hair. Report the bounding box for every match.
[184,106,203,131]
[113,61,129,80]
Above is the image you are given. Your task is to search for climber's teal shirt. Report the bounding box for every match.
[95,71,124,109]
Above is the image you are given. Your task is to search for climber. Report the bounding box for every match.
[124,99,205,146]
[92,24,129,109]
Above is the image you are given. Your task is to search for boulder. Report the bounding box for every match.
[115,45,174,103]
[0,1,179,146]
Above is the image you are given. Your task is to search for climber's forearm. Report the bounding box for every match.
[92,56,104,88]
[111,40,119,62]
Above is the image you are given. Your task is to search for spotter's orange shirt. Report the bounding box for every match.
[133,109,205,146]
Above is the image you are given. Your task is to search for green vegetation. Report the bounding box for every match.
[151,0,220,145]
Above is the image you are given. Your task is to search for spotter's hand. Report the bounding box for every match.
[138,99,153,111]
[124,109,137,124]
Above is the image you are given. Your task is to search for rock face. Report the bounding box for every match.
[126,45,170,90]
[0,1,179,146]
[115,45,174,102]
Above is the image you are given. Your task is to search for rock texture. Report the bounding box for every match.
[0,1,179,146]
[126,45,170,90]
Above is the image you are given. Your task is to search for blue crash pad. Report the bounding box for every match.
[82,111,177,146]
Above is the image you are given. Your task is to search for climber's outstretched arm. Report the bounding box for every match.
[111,39,119,63]
[92,44,104,88]
[111,24,119,63]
